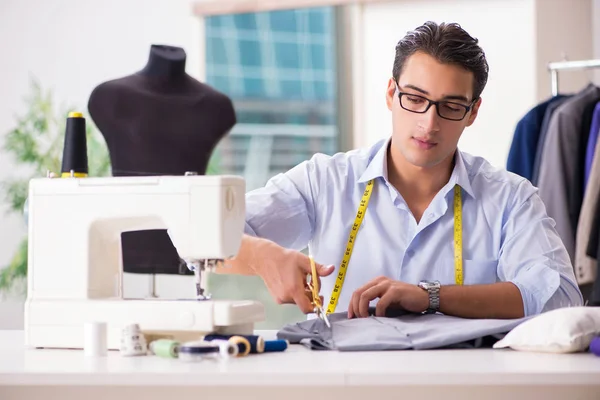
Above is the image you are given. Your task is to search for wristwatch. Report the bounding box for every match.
[418,280,441,314]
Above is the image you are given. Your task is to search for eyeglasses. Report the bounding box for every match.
[395,86,476,121]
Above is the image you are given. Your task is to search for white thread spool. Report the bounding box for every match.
[119,323,147,357]
[209,339,238,358]
[84,322,107,357]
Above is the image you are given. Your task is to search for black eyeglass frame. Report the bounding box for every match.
[395,83,478,121]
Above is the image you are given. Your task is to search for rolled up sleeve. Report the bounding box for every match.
[498,181,583,316]
[244,157,322,251]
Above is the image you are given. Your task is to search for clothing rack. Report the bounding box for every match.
[548,59,600,96]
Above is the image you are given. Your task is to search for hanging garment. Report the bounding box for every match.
[507,95,566,181]
[575,102,600,288]
[591,274,600,306]
[537,84,600,262]
[276,312,529,351]
[569,99,598,226]
[586,184,600,306]
[585,102,600,189]
[531,95,572,185]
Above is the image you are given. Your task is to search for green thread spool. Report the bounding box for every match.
[150,339,180,358]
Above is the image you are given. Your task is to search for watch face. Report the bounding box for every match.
[419,280,439,289]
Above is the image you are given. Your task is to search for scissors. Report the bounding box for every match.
[307,255,331,328]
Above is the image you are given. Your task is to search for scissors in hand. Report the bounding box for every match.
[307,256,331,328]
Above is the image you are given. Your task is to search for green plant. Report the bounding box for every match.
[0,78,111,293]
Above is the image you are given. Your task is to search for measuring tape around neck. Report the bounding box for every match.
[325,180,463,315]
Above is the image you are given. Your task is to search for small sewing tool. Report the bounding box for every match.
[308,254,331,328]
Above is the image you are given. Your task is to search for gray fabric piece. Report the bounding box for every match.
[277,312,530,351]
[536,85,600,263]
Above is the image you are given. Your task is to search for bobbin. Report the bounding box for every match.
[178,340,221,362]
[206,339,238,358]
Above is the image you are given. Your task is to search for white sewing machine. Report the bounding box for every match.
[23,174,265,349]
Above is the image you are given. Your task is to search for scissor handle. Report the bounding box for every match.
[308,256,322,306]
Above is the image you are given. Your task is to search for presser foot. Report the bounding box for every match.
[186,258,224,301]
[195,283,212,300]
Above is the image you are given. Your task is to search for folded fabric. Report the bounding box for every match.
[277,312,530,351]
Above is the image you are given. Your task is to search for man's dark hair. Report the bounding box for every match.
[392,21,489,100]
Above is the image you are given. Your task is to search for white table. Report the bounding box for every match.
[1,330,599,400]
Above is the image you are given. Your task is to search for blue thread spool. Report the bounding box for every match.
[178,341,220,362]
[204,334,264,354]
[264,339,288,352]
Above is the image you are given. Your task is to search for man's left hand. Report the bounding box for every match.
[347,276,429,318]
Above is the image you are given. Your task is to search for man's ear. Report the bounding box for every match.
[465,97,482,127]
[386,78,396,111]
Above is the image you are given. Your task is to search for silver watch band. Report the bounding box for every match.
[418,280,440,314]
[427,285,440,313]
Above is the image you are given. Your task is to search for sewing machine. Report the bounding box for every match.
[23,173,265,349]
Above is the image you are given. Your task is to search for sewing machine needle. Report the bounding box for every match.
[194,264,201,297]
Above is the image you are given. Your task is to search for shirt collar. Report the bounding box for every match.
[357,138,391,184]
[447,149,476,200]
[356,137,476,200]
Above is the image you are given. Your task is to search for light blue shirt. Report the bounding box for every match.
[245,138,583,317]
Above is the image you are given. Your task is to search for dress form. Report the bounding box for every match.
[88,44,236,276]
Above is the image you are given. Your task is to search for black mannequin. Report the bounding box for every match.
[88,44,236,275]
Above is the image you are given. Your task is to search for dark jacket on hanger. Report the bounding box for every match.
[507,95,566,181]
[531,96,572,186]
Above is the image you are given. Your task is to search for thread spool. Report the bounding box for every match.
[61,112,88,178]
[204,334,264,354]
[149,339,180,358]
[227,336,251,357]
[207,339,238,358]
[84,322,107,357]
[120,323,147,357]
[264,339,288,352]
[178,341,220,362]
[590,336,600,357]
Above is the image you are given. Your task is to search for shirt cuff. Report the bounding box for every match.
[509,263,561,317]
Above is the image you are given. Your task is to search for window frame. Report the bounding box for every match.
[193,0,385,152]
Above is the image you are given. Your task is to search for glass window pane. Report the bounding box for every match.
[239,38,262,67]
[204,6,338,329]
[269,10,298,33]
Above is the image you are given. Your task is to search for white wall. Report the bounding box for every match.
[0,0,203,300]
[359,0,595,168]
[595,0,600,83]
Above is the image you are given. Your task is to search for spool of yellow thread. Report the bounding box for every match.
[228,335,251,357]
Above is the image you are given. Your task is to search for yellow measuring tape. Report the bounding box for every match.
[326,180,463,315]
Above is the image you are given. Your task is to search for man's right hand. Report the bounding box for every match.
[222,235,335,313]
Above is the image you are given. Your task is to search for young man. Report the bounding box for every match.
[221,21,583,320]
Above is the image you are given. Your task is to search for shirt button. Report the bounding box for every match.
[406,250,414,258]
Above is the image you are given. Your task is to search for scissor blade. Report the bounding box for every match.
[319,308,331,328]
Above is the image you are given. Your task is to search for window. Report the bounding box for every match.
[205,6,338,190]
[203,6,344,328]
